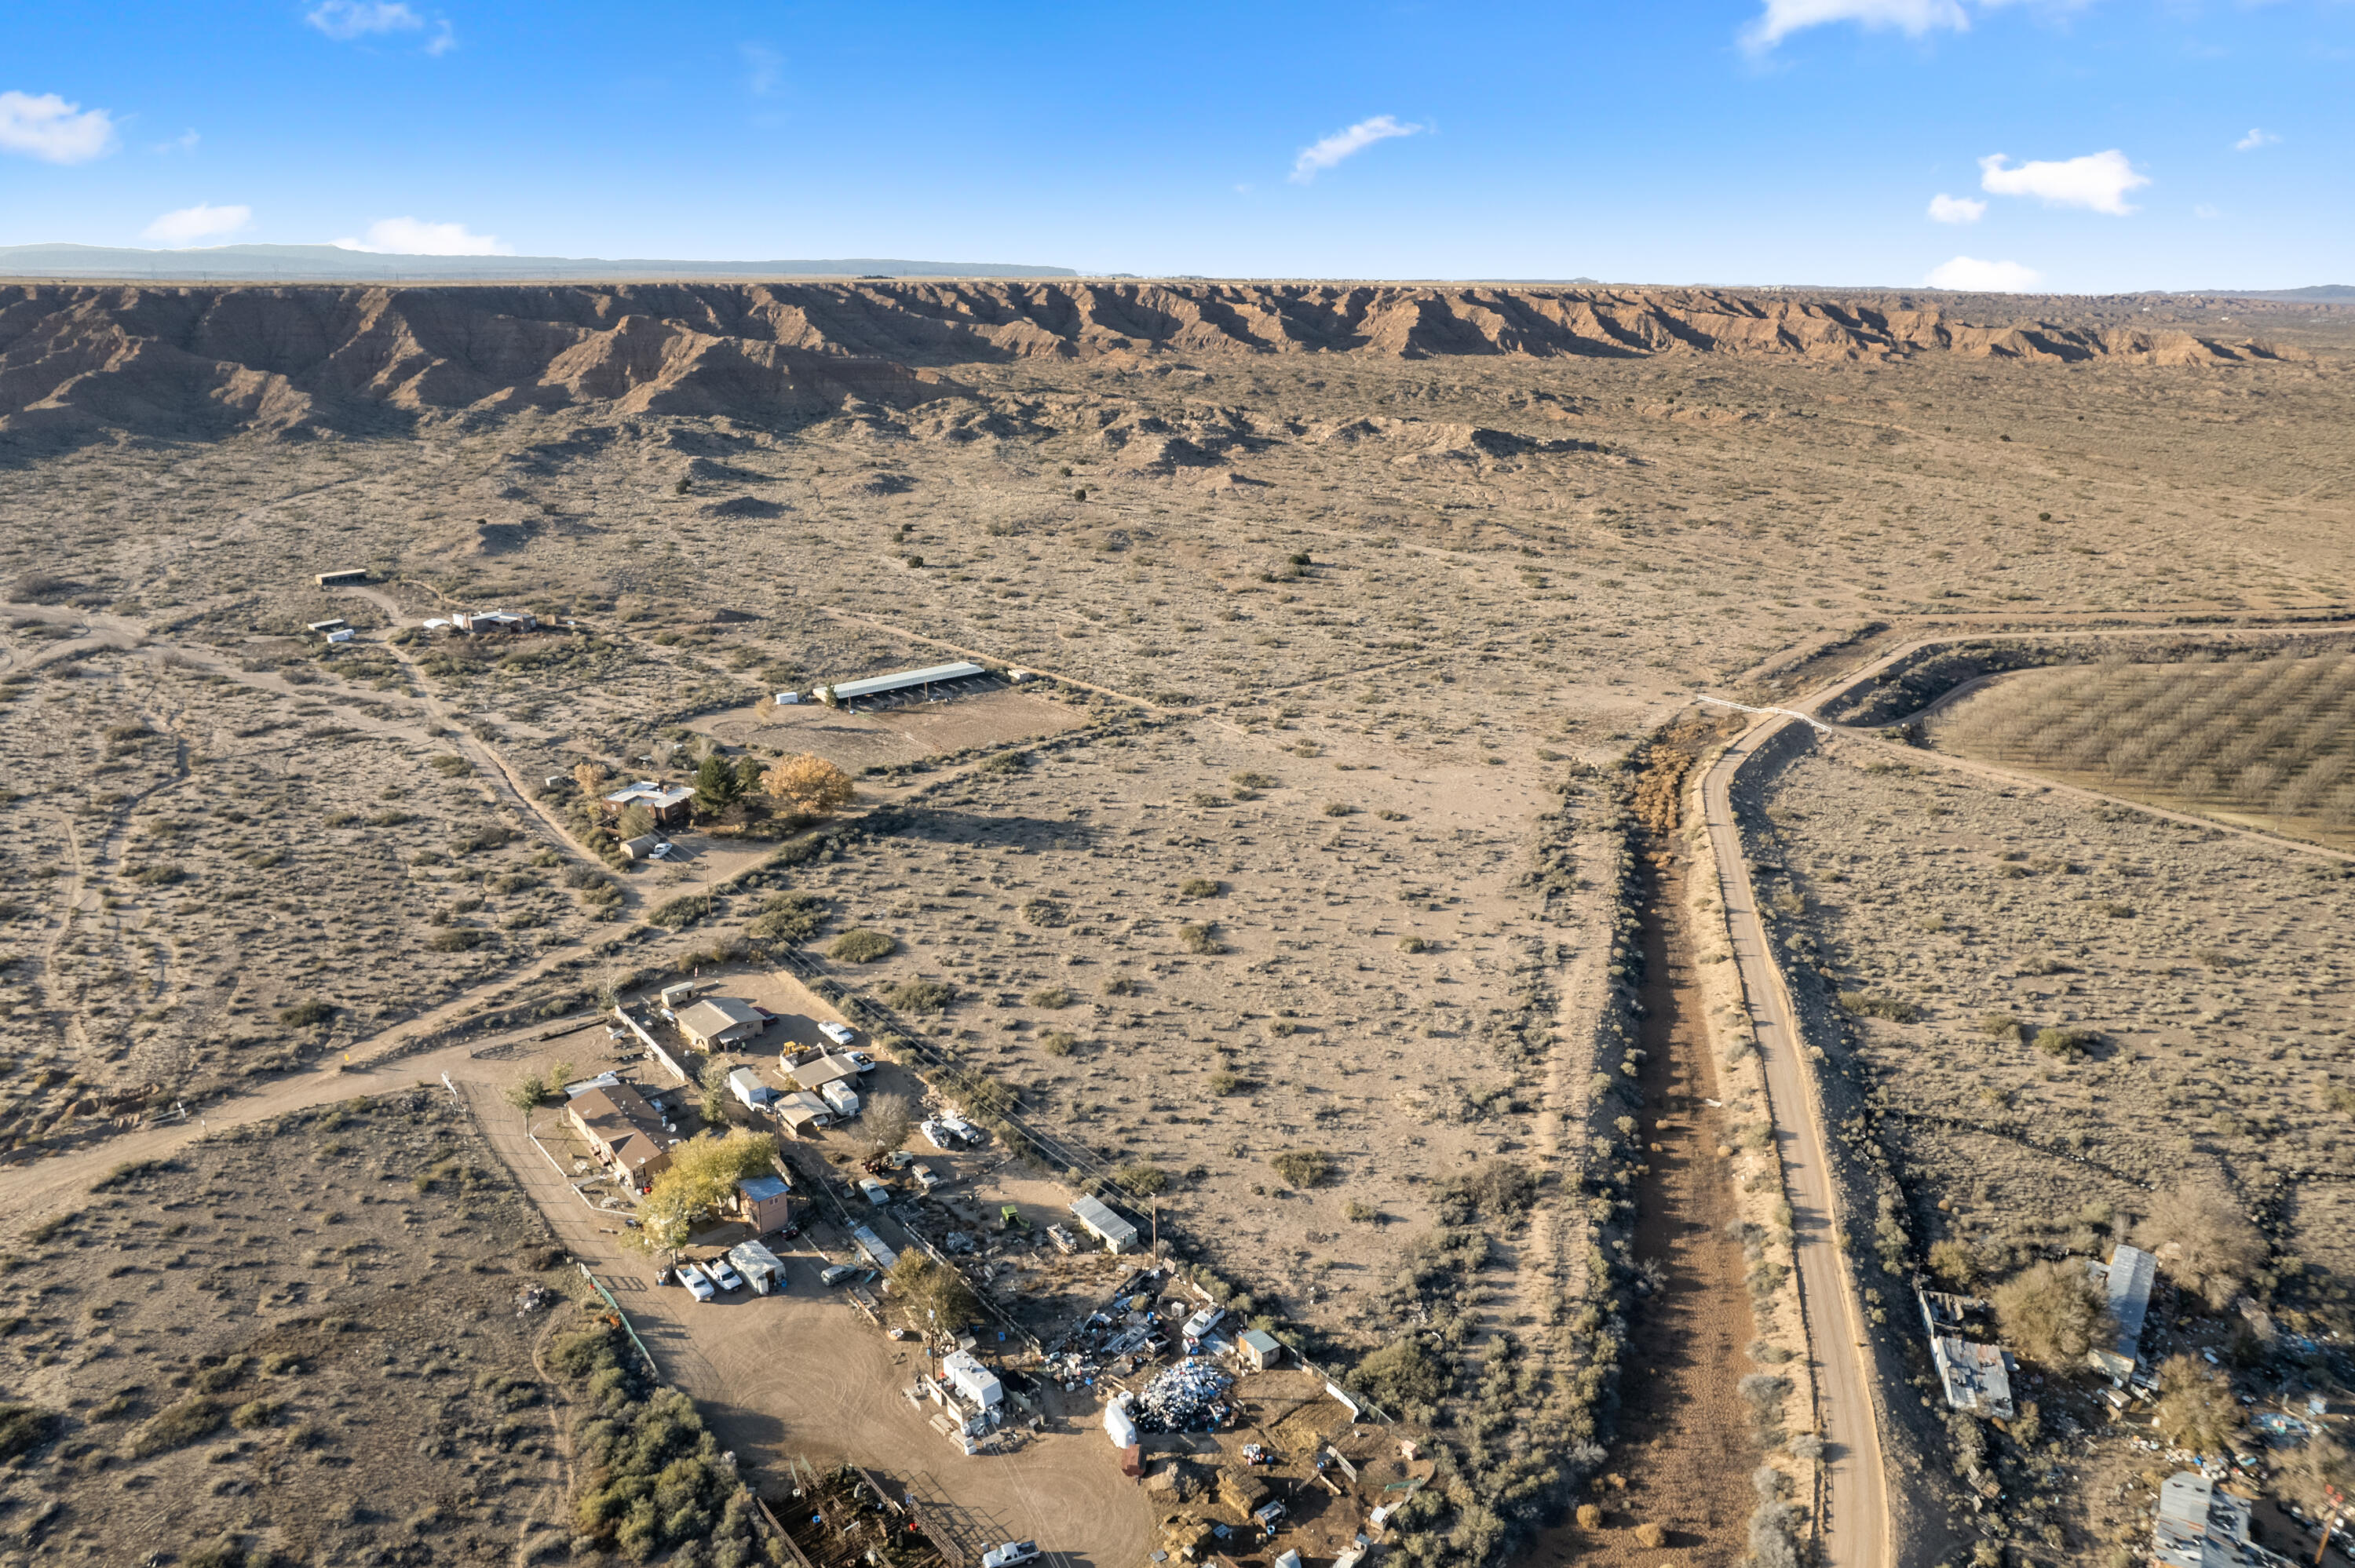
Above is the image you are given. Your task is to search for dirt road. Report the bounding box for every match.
[1699,720,1890,1568]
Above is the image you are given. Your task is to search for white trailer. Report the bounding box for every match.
[727,1067,772,1111]
[851,1225,898,1271]
[727,1240,787,1295]
[942,1349,1002,1408]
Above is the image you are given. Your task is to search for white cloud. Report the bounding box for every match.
[153,129,201,154]
[2234,128,2277,152]
[1927,256,2042,291]
[332,217,513,255]
[2193,204,2221,221]
[1289,115,1426,184]
[742,43,783,96]
[1744,0,1967,50]
[1927,192,1986,224]
[0,90,119,164]
[1978,149,2148,215]
[143,202,253,246]
[306,2,422,40]
[425,20,456,55]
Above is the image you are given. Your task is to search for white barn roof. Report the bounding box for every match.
[826,662,988,702]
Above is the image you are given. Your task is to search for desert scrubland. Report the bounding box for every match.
[2,280,2351,1568]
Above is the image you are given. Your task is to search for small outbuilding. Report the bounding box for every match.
[679,997,767,1051]
[735,1175,794,1233]
[451,609,538,634]
[942,1349,1002,1407]
[727,1067,773,1110]
[727,1239,787,1295]
[315,569,369,588]
[621,833,666,861]
[2089,1244,2158,1380]
[776,1091,834,1135]
[1237,1329,1283,1372]
[2153,1471,2270,1568]
[1069,1194,1140,1254]
[788,1052,864,1092]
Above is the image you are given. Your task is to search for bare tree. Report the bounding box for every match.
[1991,1259,2113,1369]
[2135,1183,2266,1311]
[856,1091,912,1159]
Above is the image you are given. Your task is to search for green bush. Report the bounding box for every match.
[549,1323,765,1563]
[1027,985,1072,1009]
[1178,921,1227,954]
[884,979,953,1015]
[1178,877,1223,898]
[131,1395,227,1457]
[1271,1149,1335,1188]
[1838,991,1922,1023]
[1434,1160,1536,1222]
[748,891,829,942]
[1039,1031,1077,1057]
[830,928,897,963]
[427,928,485,953]
[0,1404,58,1462]
[277,999,335,1028]
[2032,1026,2098,1060]
[1349,1337,1449,1409]
[646,895,705,930]
[1207,1070,1243,1096]
[1116,1162,1170,1197]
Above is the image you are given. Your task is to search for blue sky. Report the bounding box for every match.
[2,1,2348,290]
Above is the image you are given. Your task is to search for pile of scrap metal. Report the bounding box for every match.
[1134,1359,1236,1433]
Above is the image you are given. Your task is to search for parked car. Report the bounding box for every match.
[818,1020,856,1047]
[858,1176,892,1207]
[678,1267,716,1303]
[982,1544,1040,1568]
[699,1258,744,1293]
[884,1150,915,1170]
[921,1119,956,1151]
[821,1080,862,1118]
[914,1164,944,1192]
[819,1264,857,1287]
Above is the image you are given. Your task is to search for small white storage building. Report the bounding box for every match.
[1070,1194,1140,1254]
[942,1350,1002,1408]
[727,1239,786,1294]
[727,1067,773,1111]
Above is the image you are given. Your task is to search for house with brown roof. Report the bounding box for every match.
[566,1082,679,1188]
[677,996,767,1051]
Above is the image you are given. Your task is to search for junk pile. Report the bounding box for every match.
[1134,1360,1235,1433]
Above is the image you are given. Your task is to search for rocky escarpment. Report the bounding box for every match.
[0,281,2303,447]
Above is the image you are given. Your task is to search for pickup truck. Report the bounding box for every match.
[858,1176,892,1207]
[982,1544,1040,1568]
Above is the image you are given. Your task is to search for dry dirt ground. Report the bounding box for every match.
[1749,731,2355,1566]
[0,1089,575,1568]
[3,283,2353,1567]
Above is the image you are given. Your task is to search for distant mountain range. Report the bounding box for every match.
[0,242,1077,282]
[2222,285,2355,302]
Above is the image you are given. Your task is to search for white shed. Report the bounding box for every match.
[942,1349,1002,1408]
[727,1239,786,1295]
[1070,1194,1140,1254]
